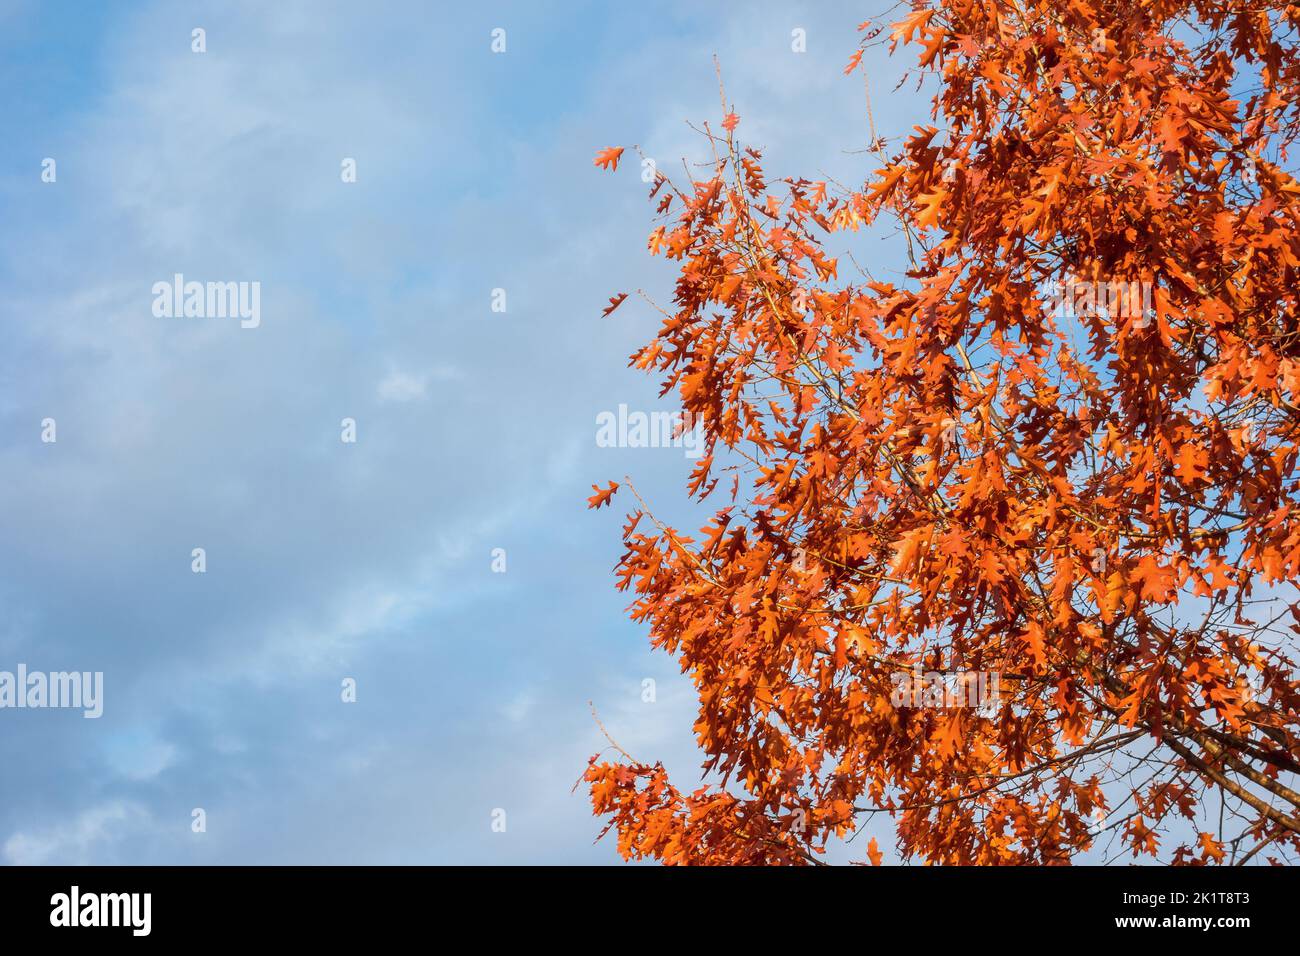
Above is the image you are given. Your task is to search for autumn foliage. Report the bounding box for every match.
[586,1,1300,864]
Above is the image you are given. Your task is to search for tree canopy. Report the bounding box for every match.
[587,1,1300,865]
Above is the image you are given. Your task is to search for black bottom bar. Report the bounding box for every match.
[0,864,1282,941]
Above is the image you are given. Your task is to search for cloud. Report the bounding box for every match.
[2,801,155,865]
[376,363,462,403]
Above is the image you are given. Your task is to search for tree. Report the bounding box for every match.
[585,1,1300,865]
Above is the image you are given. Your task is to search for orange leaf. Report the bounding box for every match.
[593,146,625,172]
[867,837,883,866]
[914,190,945,229]
[587,481,620,510]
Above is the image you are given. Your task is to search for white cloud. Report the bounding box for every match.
[376,363,462,403]
[2,801,153,865]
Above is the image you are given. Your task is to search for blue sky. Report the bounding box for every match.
[0,0,928,863]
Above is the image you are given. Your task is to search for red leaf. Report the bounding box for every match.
[602,293,629,317]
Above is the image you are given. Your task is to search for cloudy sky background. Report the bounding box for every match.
[0,0,932,864]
